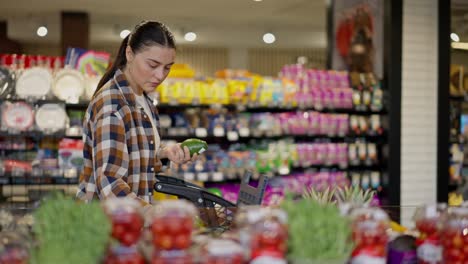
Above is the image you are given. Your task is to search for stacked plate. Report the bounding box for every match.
[15,67,52,99]
[35,103,69,133]
[52,68,85,103]
[1,101,35,131]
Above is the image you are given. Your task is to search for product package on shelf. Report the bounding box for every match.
[0,51,107,103]
[58,138,84,178]
[1,100,35,133]
[35,103,69,134]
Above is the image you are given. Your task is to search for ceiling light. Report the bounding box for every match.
[263,32,276,44]
[120,29,131,39]
[254,0,263,2]
[184,32,197,42]
[37,26,48,37]
[451,33,460,42]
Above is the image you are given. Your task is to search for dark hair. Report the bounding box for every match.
[95,21,176,93]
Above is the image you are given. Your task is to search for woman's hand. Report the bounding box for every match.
[161,143,198,164]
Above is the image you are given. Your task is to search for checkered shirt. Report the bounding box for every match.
[76,69,162,206]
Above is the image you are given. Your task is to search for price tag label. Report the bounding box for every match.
[184,172,195,181]
[212,172,224,182]
[227,131,239,141]
[213,127,225,137]
[197,172,209,182]
[195,128,208,138]
[239,127,250,137]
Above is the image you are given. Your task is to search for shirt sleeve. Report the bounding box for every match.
[92,111,149,206]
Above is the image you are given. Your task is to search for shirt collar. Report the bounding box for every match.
[113,68,153,107]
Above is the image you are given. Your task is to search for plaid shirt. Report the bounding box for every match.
[76,69,162,206]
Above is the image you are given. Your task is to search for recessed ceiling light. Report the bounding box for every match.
[254,0,263,2]
[37,26,48,37]
[184,32,197,42]
[263,32,276,44]
[451,33,460,42]
[120,29,131,39]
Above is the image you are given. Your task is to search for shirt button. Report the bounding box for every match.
[150,140,154,144]
[144,115,147,118]
[151,167,155,172]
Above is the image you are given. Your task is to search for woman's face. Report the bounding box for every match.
[125,45,175,95]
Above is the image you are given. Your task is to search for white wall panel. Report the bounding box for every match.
[400,0,439,226]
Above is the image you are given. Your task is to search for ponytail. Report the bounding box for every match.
[94,35,130,95]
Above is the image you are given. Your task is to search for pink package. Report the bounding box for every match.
[299,112,310,135]
[310,88,323,110]
[337,143,349,168]
[337,114,349,136]
[329,115,340,137]
[308,111,320,135]
[343,89,354,109]
[277,113,289,135]
[315,143,327,165]
[262,186,285,206]
[307,69,319,89]
[325,144,338,166]
[296,144,307,167]
[319,114,330,136]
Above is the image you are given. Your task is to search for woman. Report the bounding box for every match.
[76,21,196,207]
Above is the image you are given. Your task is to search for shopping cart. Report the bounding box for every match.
[154,171,268,230]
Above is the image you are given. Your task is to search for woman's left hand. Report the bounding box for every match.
[164,143,198,164]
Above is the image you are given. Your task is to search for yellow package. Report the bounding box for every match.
[168,63,196,79]
[178,80,195,105]
[212,79,230,105]
[259,78,274,106]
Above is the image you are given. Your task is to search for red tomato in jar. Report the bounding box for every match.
[174,234,191,249]
[121,231,140,247]
[181,217,193,233]
[166,217,184,235]
[155,235,174,250]
[151,223,166,236]
[445,248,463,262]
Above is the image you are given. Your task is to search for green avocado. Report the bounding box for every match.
[181,138,208,157]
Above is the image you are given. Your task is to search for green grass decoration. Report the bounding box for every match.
[281,194,353,262]
[31,193,111,264]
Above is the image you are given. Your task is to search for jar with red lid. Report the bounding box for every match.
[150,200,197,251]
[440,206,468,264]
[0,230,30,264]
[413,203,446,263]
[102,197,144,246]
[349,207,389,263]
[248,207,288,263]
[201,239,244,264]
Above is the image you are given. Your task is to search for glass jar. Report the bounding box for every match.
[239,207,288,262]
[413,203,446,264]
[102,197,144,246]
[349,207,389,264]
[440,206,468,264]
[150,200,198,250]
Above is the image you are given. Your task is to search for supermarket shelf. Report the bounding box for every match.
[449,95,468,102]
[162,133,387,143]
[296,164,386,171]
[0,98,388,115]
[0,176,78,185]
[0,131,67,139]
[157,103,388,115]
